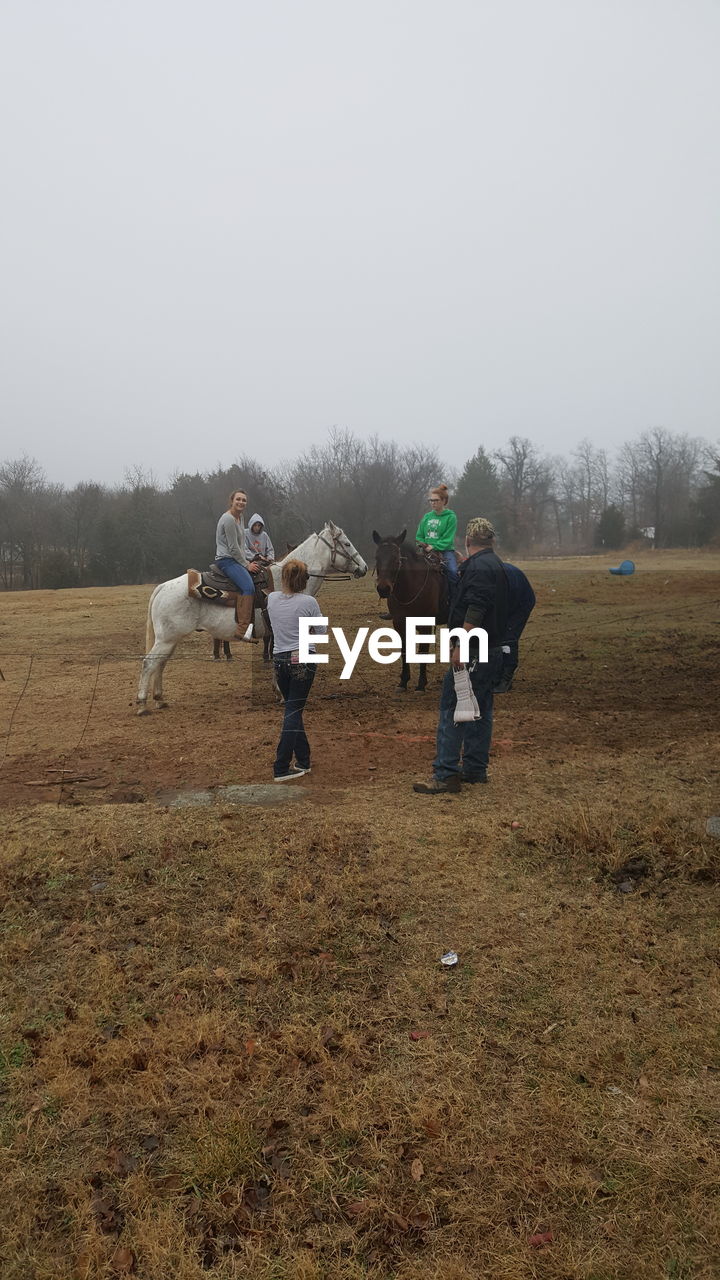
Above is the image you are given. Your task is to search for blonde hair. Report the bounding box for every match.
[466,517,496,545]
[281,558,310,594]
[430,484,450,506]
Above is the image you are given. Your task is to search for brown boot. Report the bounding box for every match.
[234,594,258,643]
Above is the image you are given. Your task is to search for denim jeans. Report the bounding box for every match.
[442,549,459,584]
[432,648,503,780]
[494,640,519,692]
[215,556,254,595]
[273,654,316,775]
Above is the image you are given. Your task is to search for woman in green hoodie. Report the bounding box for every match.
[416,484,458,583]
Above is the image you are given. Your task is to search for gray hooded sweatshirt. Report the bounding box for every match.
[244,513,275,561]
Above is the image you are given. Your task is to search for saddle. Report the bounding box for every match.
[420,548,446,573]
[187,564,272,612]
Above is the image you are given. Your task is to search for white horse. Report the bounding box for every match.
[137,521,367,714]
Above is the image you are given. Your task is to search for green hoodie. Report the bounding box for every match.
[416,507,457,551]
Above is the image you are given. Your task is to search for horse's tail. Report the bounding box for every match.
[145,584,161,653]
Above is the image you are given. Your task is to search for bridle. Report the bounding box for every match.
[307,529,365,581]
[376,543,431,608]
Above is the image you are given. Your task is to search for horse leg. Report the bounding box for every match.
[224,642,232,660]
[138,641,175,715]
[397,627,410,692]
[262,607,273,663]
[271,665,283,703]
[213,639,221,660]
[416,632,431,691]
[153,645,176,707]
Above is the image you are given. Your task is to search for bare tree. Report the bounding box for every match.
[61,482,104,581]
[0,456,47,588]
[494,437,557,549]
[282,428,442,552]
[634,429,706,546]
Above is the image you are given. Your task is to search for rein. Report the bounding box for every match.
[307,573,354,582]
[379,550,433,608]
[391,563,431,608]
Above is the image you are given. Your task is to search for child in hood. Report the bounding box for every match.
[244,514,275,564]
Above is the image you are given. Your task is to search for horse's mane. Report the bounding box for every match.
[376,535,423,566]
[398,543,423,566]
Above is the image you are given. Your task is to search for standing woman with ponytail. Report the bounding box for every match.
[416,484,459,584]
[267,559,325,782]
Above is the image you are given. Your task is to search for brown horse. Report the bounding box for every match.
[372,530,450,691]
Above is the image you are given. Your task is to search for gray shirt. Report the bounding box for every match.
[267,591,327,653]
[216,511,248,565]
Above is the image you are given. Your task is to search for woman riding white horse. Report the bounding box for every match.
[136,522,367,714]
[214,488,257,641]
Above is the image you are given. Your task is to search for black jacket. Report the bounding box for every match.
[449,547,509,649]
[503,561,536,642]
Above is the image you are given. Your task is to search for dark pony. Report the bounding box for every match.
[372,530,449,692]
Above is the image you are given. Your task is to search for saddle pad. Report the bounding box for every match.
[187,569,238,608]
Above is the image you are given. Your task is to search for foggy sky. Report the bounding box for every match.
[1,0,719,487]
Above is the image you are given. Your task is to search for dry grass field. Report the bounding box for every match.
[1,552,719,1279]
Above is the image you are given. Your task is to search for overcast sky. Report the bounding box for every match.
[1,0,718,487]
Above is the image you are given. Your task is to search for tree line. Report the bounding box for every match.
[1,427,718,590]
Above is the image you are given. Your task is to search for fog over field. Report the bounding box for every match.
[1,0,719,485]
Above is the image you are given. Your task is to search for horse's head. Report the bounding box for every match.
[372,529,406,598]
[323,521,368,578]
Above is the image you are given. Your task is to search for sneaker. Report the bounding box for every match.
[413,775,462,794]
[274,767,306,783]
[296,765,311,774]
[460,772,488,784]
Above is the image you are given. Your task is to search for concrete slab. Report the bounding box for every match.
[155,783,307,809]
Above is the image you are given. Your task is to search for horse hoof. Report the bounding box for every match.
[415,687,426,693]
[137,706,150,717]
[155,701,169,709]
[396,686,408,694]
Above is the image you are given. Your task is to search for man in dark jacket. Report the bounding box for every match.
[414,517,508,794]
[494,562,536,693]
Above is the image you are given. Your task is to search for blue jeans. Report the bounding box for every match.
[273,655,316,775]
[432,648,503,780]
[215,557,254,595]
[494,640,519,692]
[442,549,459,584]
